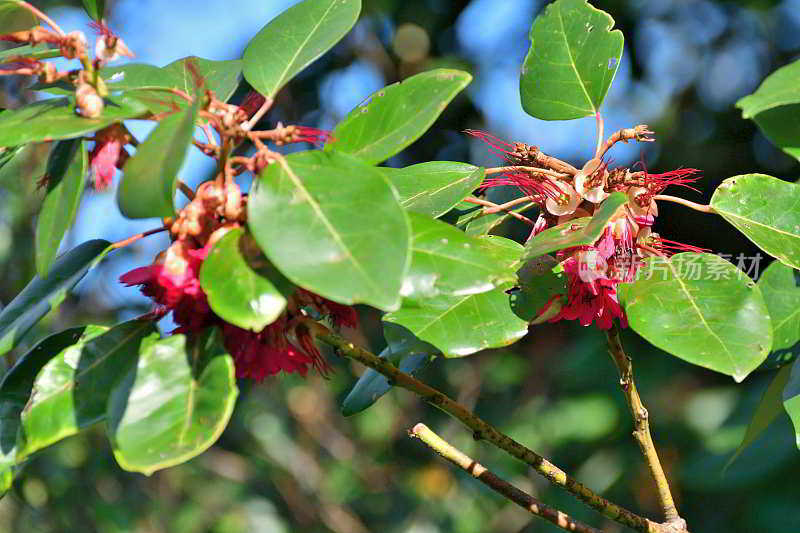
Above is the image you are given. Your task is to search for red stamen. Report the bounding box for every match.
[464,129,515,159]
[293,126,333,146]
[650,237,710,256]
[646,168,702,193]
[88,21,115,38]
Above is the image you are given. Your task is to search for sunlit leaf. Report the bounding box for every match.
[711,174,800,269]
[80,0,104,20]
[757,261,800,369]
[35,139,87,278]
[0,240,111,356]
[519,0,623,120]
[618,253,772,382]
[248,150,410,311]
[243,0,361,99]
[107,330,238,475]
[0,1,36,34]
[328,69,472,164]
[510,254,566,322]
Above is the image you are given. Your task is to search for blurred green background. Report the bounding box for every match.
[1,0,800,531]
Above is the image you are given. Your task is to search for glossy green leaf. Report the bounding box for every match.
[107,330,238,475]
[757,261,800,369]
[510,255,566,322]
[711,174,800,269]
[736,59,800,161]
[0,95,148,147]
[243,0,360,99]
[341,323,435,416]
[618,253,772,382]
[0,44,60,62]
[523,191,626,260]
[0,144,48,185]
[519,0,623,120]
[727,365,792,468]
[117,98,198,218]
[248,150,410,311]
[161,56,243,105]
[0,240,111,356]
[80,0,104,20]
[403,212,521,300]
[384,285,528,357]
[16,321,156,460]
[378,162,484,218]
[35,139,87,278]
[783,357,800,449]
[0,1,36,33]
[328,69,472,164]
[199,228,293,331]
[0,327,86,470]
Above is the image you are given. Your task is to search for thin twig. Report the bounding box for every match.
[111,226,169,249]
[410,423,605,533]
[318,331,663,533]
[177,181,195,201]
[605,326,688,532]
[483,196,536,214]
[202,123,218,147]
[242,96,274,131]
[19,1,65,36]
[485,166,568,179]
[652,195,715,214]
[595,113,604,159]
[463,197,535,225]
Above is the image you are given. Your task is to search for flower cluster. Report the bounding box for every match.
[120,179,356,381]
[469,128,704,330]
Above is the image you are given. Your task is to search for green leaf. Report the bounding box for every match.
[16,321,157,461]
[0,1,37,33]
[328,69,472,164]
[0,327,87,470]
[243,0,361,99]
[107,330,238,475]
[384,285,528,357]
[736,59,800,161]
[519,0,623,120]
[117,98,198,219]
[523,191,626,260]
[403,212,521,300]
[757,261,800,369]
[0,144,48,185]
[510,255,566,322]
[199,228,293,331]
[0,44,60,62]
[35,139,88,278]
[783,357,800,449]
[0,95,148,147]
[0,468,10,499]
[341,323,435,416]
[618,253,772,382]
[0,240,111,356]
[80,0,104,20]
[711,174,800,270]
[727,365,792,468]
[378,162,484,218]
[248,150,410,311]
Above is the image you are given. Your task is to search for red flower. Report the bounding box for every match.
[89,124,130,190]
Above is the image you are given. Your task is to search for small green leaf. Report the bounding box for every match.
[403,212,521,300]
[757,261,800,369]
[384,285,528,357]
[618,253,772,382]
[243,0,361,99]
[248,150,410,311]
[378,162,484,218]
[0,1,37,33]
[0,240,111,356]
[80,0,104,20]
[510,255,566,321]
[16,321,157,461]
[519,0,624,120]
[736,59,800,161]
[727,365,792,468]
[329,69,472,165]
[199,228,293,331]
[711,175,800,270]
[117,99,198,219]
[783,357,800,449]
[0,95,148,147]
[341,323,435,416]
[523,191,626,260]
[35,139,88,278]
[107,330,238,475]
[0,327,87,470]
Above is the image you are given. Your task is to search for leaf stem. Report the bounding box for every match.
[652,195,715,214]
[463,197,535,225]
[318,331,663,533]
[18,1,65,36]
[605,326,688,532]
[177,181,195,201]
[595,112,604,158]
[242,96,274,131]
[111,226,168,250]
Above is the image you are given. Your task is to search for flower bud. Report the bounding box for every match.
[76,83,103,118]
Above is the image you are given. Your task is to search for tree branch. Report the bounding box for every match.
[318,331,663,533]
[605,326,688,533]
[410,423,606,533]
